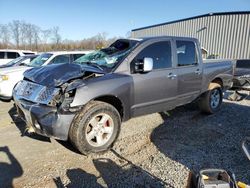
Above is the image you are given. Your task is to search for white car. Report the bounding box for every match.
[0,51,92,100]
[0,49,36,65]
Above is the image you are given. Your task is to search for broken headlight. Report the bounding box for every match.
[60,89,77,111]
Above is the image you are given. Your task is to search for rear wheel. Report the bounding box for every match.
[199,83,223,114]
[69,101,121,155]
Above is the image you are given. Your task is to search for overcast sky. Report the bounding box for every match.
[0,0,249,40]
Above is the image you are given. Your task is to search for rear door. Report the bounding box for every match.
[130,40,178,116]
[174,40,202,105]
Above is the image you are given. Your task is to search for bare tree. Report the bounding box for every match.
[0,20,118,51]
[126,31,131,38]
[20,21,28,49]
[95,32,108,49]
[0,24,10,48]
[9,20,21,48]
[41,29,51,44]
[24,23,34,49]
[51,26,61,48]
[40,29,51,51]
[31,25,40,50]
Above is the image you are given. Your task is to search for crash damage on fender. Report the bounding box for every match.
[13,63,105,140]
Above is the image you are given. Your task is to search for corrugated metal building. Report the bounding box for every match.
[131,11,250,60]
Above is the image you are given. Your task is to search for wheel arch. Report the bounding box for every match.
[210,77,223,89]
[93,95,124,120]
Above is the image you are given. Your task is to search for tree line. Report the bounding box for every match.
[0,20,119,51]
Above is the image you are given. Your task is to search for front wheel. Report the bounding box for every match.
[69,101,121,155]
[199,83,223,114]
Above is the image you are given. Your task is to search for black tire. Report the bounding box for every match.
[69,101,121,155]
[199,83,223,114]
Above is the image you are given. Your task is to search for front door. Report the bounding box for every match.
[130,40,178,117]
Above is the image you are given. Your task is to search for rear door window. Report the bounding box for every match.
[7,52,20,59]
[50,54,70,64]
[0,52,4,59]
[176,40,197,66]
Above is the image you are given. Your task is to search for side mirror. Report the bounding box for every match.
[242,137,250,160]
[133,57,153,73]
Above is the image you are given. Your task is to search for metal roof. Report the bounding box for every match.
[132,11,250,31]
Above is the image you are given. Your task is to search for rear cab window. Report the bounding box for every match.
[133,41,172,70]
[176,40,198,67]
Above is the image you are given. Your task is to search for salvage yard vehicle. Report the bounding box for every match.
[0,51,92,100]
[13,36,235,154]
[0,54,38,69]
[0,49,36,65]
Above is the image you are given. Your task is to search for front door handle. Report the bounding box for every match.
[168,73,177,79]
[195,69,201,75]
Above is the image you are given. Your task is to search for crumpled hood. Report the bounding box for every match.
[24,63,105,87]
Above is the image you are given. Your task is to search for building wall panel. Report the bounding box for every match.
[131,13,250,59]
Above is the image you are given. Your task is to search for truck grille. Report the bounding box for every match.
[14,80,60,105]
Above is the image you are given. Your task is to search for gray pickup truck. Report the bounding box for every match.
[13,36,234,154]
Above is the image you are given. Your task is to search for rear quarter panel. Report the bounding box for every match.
[202,59,235,93]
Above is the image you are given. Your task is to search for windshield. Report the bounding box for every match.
[5,56,24,66]
[27,53,52,67]
[74,39,139,70]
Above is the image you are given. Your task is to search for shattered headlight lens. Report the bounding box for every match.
[60,89,76,109]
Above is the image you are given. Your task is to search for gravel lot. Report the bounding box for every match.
[0,91,249,188]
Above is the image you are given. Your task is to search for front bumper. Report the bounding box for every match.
[13,96,75,140]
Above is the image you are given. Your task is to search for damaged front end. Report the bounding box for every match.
[13,63,105,140]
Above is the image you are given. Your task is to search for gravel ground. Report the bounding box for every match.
[0,91,249,188]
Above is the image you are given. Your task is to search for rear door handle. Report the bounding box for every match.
[168,73,177,79]
[195,69,201,75]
